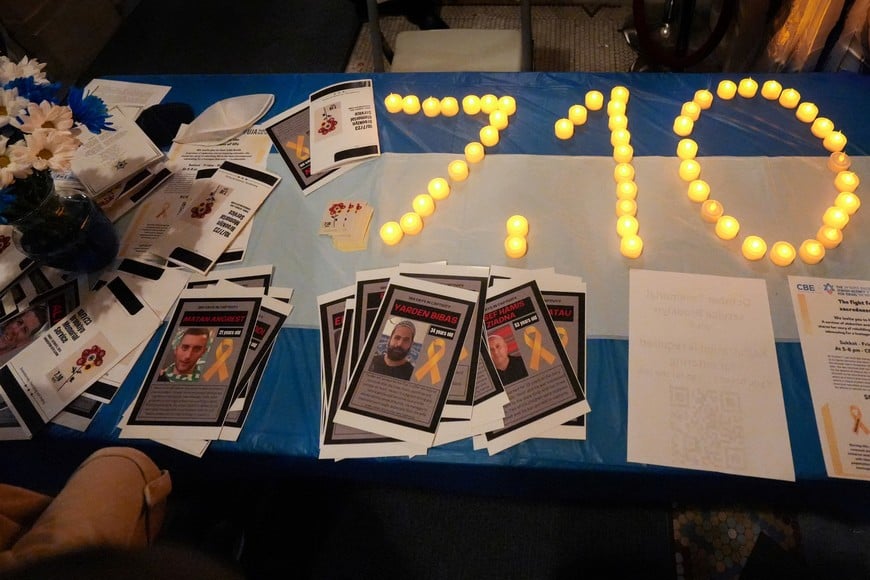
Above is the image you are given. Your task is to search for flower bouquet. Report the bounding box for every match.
[0,55,118,273]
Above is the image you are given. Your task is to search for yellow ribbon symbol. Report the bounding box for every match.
[414,338,446,384]
[556,326,569,349]
[286,135,310,160]
[851,405,870,435]
[203,338,234,381]
[523,326,556,370]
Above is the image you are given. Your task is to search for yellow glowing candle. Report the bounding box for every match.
[827,152,851,173]
[676,138,698,160]
[412,193,436,217]
[778,88,800,109]
[607,100,626,117]
[464,141,485,164]
[770,241,796,266]
[399,212,423,235]
[681,101,701,121]
[462,95,481,115]
[761,80,782,100]
[737,78,758,98]
[716,80,737,100]
[608,114,628,132]
[613,144,634,164]
[489,109,509,130]
[834,171,859,193]
[617,180,638,200]
[616,198,637,217]
[701,199,724,223]
[611,128,631,147]
[448,159,469,182]
[620,234,644,258]
[479,125,500,147]
[554,118,574,140]
[714,215,740,240]
[834,192,861,215]
[795,102,819,123]
[823,131,847,152]
[569,104,588,125]
[816,225,843,249]
[741,236,767,261]
[498,95,517,116]
[402,95,421,115]
[421,96,441,117]
[506,214,529,237]
[811,117,834,139]
[611,86,630,103]
[673,115,694,137]
[384,93,403,113]
[585,90,604,111]
[504,235,527,259]
[614,162,635,183]
[616,215,639,237]
[798,239,825,265]
[679,159,701,182]
[427,177,450,200]
[440,96,459,117]
[480,94,499,114]
[379,221,403,245]
[823,206,850,229]
[687,179,711,203]
[693,89,713,110]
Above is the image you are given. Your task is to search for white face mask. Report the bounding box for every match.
[173,93,275,145]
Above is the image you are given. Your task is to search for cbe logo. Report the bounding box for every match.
[795,284,816,292]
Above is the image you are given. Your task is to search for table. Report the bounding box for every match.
[2,72,869,506]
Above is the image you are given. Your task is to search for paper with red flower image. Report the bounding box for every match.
[308,79,380,175]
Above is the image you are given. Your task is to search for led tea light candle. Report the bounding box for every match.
[822,206,850,229]
[384,93,403,113]
[611,128,631,147]
[816,225,843,249]
[608,114,628,132]
[693,89,713,110]
[379,221,403,245]
[498,95,517,116]
[506,214,529,237]
[681,101,701,121]
[834,171,859,192]
[673,115,694,137]
[613,144,634,164]
[427,177,450,200]
[464,141,485,164]
[778,88,800,109]
[687,179,711,203]
[489,109,509,130]
[737,77,758,98]
[620,234,644,258]
[617,180,638,200]
[554,118,574,140]
[400,212,424,235]
[676,138,698,160]
[611,86,630,103]
[798,239,826,265]
[741,235,767,261]
[714,215,740,240]
[716,80,737,100]
[614,162,635,183]
[679,159,701,182]
[770,241,796,266]
[462,95,481,115]
[811,117,834,139]
[700,199,724,223]
[504,235,527,259]
[616,198,637,217]
[834,192,861,215]
[827,151,851,173]
[585,90,604,110]
[480,94,499,114]
[422,96,441,117]
[607,99,626,117]
[412,193,436,217]
[569,104,588,125]
[440,96,459,117]
[402,95,421,115]
[760,80,782,100]
[795,102,819,123]
[479,125,500,147]
[448,159,469,182]
[823,131,847,152]
[616,215,639,237]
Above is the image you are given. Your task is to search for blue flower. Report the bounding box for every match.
[0,189,17,223]
[3,77,62,104]
[67,87,114,134]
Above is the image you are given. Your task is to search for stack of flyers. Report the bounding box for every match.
[318,200,373,252]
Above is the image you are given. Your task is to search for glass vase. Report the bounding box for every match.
[9,179,119,274]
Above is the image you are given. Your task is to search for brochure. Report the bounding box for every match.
[308,79,380,175]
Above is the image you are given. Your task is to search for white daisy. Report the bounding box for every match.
[0,136,33,187]
[0,89,29,129]
[10,100,74,133]
[9,129,81,173]
[0,56,47,85]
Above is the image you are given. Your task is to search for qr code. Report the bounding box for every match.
[669,385,745,471]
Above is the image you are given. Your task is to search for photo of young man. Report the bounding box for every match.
[369,319,417,380]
